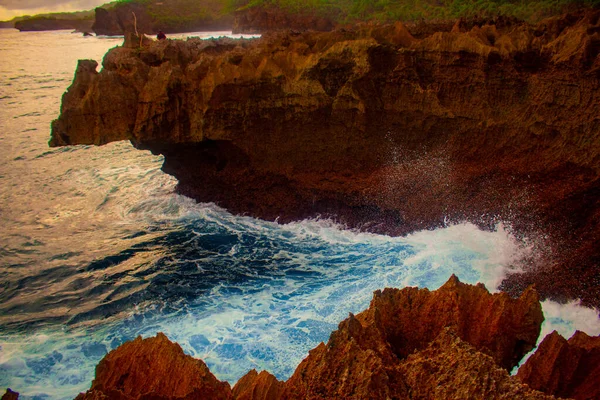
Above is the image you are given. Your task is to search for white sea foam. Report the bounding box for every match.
[2,207,599,400]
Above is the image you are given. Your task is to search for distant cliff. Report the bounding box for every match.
[14,16,93,32]
[71,276,579,400]
[92,0,234,36]
[51,11,600,309]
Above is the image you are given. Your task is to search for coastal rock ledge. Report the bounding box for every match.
[51,11,600,308]
[4,276,597,399]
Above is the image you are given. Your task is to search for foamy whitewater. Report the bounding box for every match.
[0,29,598,399]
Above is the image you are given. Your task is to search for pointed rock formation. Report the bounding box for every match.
[282,275,544,398]
[232,370,284,400]
[517,330,600,400]
[73,277,570,400]
[75,332,231,400]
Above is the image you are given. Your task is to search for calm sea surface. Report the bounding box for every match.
[0,29,598,399]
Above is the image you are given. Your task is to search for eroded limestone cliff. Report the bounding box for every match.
[51,11,600,307]
[71,276,572,400]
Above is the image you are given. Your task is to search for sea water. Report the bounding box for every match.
[0,29,598,399]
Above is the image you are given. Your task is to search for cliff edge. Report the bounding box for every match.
[51,11,600,308]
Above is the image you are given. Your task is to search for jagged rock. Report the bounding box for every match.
[75,333,231,400]
[1,389,19,400]
[232,370,284,400]
[72,277,567,400]
[396,329,555,400]
[282,275,543,398]
[51,11,600,308]
[517,330,600,400]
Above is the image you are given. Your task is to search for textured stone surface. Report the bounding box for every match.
[75,333,231,400]
[51,11,600,307]
[517,330,600,400]
[232,370,284,400]
[72,277,567,400]
[282,275,544,399]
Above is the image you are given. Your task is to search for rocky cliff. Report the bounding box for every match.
[51,11,600,308]
[68,276,577,400]
[92,1,233,36]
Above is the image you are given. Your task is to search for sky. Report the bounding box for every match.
[0,0,107,21]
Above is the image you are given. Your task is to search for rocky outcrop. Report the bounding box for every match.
[232,370,284,400]
[517,330,600,400]
[73,277,564,400]
[281,275,544,398]
[232,6,335,33]
[51,11,600,308]
[75,333,232,400]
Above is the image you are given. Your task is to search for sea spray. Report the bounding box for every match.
[3,210,598,400]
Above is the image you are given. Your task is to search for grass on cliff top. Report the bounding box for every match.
[227,0,600,22]
[111,0,231,29]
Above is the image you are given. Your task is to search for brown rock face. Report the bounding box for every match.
[74,277,563,400]
[517,330,600,400]
[51,11,600,308]
[232,370,284,400]
[282,275,544,399]
[75,332,231,400]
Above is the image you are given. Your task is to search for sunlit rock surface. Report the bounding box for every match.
[51,11,600,308]
[69,276,575,400]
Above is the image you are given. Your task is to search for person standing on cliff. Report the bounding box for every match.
[157,31,166,40]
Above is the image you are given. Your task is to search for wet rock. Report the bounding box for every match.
[517,330,600,400]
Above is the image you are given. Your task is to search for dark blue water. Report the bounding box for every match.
[0,29,598,399]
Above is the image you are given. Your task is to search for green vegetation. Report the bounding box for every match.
[226,0,600,22]
[112,0,230,30]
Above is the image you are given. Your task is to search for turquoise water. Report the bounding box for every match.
[0,29,598,399]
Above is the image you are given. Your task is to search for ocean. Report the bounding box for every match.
[0,29,599,399]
